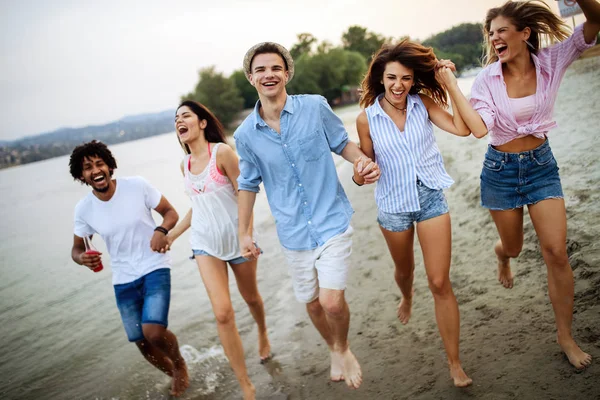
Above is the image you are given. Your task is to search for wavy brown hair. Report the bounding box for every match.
[483,0,570,66]
[176,100,226,155]
[359,39,448,109]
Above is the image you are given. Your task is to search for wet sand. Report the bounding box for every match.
[158,56,600,400]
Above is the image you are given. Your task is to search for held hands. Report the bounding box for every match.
[435,59,457,89]
[79,251,102,271]
[435,66,458,89]
[354,156,380,184]
[240,233,261,260]
[151,231,171,253]
[435,58,456,72]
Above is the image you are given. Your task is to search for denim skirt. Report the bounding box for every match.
[480,140,563,210]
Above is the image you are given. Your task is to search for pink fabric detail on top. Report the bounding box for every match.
[509,95,535,125]
[469,24,596,146]
[184,143,230,195]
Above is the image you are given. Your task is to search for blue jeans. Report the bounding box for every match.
[377,181,449,232]
[480,140,563,210]
[114,268,171,342]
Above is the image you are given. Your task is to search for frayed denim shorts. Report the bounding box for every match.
[377,181,449,232]
[480,140,563,211]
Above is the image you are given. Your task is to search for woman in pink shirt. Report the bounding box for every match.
[450,0,599,369]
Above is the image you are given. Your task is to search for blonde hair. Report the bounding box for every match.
[359,39,448,109]
[483,0,570,66]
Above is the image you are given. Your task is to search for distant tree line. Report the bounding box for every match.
[2,23,486,169]
[182,23,484,129]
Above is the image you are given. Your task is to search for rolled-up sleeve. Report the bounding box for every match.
[469,75,496,133]
[318,96,349,155]
[235,136,262,193]
[547,24,597,69]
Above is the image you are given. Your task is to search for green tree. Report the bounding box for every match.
[290,33,317,59]
[341,25,389,61]
[182,67,244,127]
[231,69,258,109]
[423,23,484,71]
[287,47,367,103]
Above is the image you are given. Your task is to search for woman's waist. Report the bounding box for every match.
[491,135,547,153]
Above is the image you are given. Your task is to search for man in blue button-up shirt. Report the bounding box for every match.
[235,42,380,390]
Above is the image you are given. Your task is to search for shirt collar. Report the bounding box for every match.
[252,95,293,129]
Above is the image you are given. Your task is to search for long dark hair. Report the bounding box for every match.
[483,0,570,66]
[176,100,226,154]
[359,39,448,109]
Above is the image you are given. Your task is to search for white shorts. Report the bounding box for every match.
[281,225,353,303]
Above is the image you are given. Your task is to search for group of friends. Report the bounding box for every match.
[68,1,600,398]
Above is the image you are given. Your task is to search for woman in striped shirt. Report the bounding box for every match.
[354,40,477,387]
[450,0,599,370]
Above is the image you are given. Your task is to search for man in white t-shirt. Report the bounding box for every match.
[69,140,189,397]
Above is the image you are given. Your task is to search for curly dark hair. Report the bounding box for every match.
[359,39,448,109]
[69,140,117,182]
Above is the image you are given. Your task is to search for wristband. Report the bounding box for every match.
[352,176,364,186]
[154,226,168,235]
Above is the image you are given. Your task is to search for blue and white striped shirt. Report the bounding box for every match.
[365,93,454,213]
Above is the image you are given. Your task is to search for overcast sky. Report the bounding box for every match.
[0,0,573,141]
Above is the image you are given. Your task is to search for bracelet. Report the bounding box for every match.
[154,226,168,235]
[352,176,364,186]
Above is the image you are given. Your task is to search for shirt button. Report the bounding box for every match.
[519,154,524,159]
[284,144,287,147]
[304,202,307,205]
[308,221,312,224]
[291,164,295,167]
[298,183,302,187]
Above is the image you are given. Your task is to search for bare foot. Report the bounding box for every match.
[258,329,272,363]
[241,381,256,400]
[341,349,362,389]
[170,360,189,397]
[495,240,513,289]
[558,336,592,369]
[330,351,344,382]
[449,362,472,388]
[396,292,413,325]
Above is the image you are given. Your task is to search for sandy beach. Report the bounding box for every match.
[193,55,600,400]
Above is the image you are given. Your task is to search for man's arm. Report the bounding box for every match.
[238,190,260,259]
[340,141,380,184]
[72,234,102,271]
[151,196,179,253]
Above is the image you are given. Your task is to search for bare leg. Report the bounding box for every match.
[379,225,415,324]
[489,208,524,288]
[417,214,472,388]
[135,338,173,376]
[141,325,189,396]
[319,288,362,389]
[231,258,271,361]
[196,256,255,400]
[528,199,592,369]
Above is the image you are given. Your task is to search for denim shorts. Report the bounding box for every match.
[480,140,563,210]
[191,246,263,265]
[114,268,171,342]
[377,181,449,232]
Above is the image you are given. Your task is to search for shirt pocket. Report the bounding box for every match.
[299,131,327,162]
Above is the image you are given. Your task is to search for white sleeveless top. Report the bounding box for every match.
[183,143,242,260]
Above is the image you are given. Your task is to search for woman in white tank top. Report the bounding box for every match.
[167,100,271,400]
